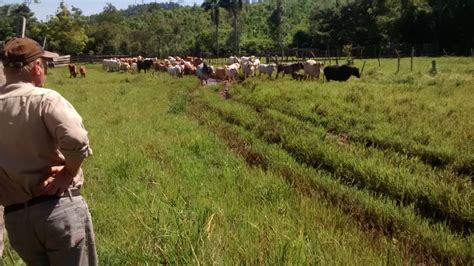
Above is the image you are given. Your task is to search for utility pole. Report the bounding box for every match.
[14,0,41,37]
[16,17,27,37]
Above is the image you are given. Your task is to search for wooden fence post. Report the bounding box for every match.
[336,48,339,65]
[395,49,400,73]
[430,60,437,74]
[410,46,414,72]
[361,60,366,75]
[329,50,332,65]
[377,47,381,67]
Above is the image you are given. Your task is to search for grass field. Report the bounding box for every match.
[2,57,473,265]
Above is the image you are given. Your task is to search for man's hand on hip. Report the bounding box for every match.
[35,166,75,196]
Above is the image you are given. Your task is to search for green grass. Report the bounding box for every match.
[188,100,473,263]
[2,57,473,265]
[192,94,473,231]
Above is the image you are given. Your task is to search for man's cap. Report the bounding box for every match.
[1,37,58,68]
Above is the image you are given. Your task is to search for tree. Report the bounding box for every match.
[202,0,221,57]
[267,0,285,50]
[44,1,88,54]
[86,3,125,54]
[0,4,40,41]
[219,0,243,54]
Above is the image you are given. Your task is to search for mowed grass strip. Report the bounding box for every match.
[192,88,473,233]
[188,97,473,264]
[0,65,419,265]
[230,57,474,176]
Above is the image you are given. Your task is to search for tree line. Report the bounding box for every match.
[0,0,472,57]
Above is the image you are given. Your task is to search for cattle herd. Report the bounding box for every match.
[75,55,361,84]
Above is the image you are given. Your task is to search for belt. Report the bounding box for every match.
[4,189,81,215]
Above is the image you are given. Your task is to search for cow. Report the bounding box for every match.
[323,65,360,82]
[120,62,131,72]
[240,56,251,65]
[213,67,226,80]
[303,60,322,80]
[102,59,121,72]
[276,63,304,78]
[137,59,154,73]
[167,65,184,78]
[193,57,203,67]
[228,56,240,65]
[196,62,214,85]
[292,72,305,81]
[68,64,77,78]
[243,62,256,78]
[258,63,277,79]
[251,58,261,69]
[79,66,86,78]
[225,63,240,81]
[183,61,197,75]
[130,62,138,73]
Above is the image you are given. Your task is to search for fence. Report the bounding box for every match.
[50,43,471,67]
[51,54,137,67]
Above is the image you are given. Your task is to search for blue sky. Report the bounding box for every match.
[1,0,203,21]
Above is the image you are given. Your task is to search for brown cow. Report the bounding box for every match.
[213,67,226,80]
[79,66,86,78]
[68,64,77,78]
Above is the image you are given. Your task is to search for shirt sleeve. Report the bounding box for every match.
[42,93,92,164]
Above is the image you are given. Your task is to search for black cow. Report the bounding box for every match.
[291,72,305,81]
[137,59,154,73]
[276,63,304,78]
[323,65,360,82]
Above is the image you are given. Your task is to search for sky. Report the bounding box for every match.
[1,0,204,21]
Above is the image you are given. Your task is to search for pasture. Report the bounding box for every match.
[2,57,473,265]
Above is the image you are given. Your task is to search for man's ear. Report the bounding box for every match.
[33,60,43,75]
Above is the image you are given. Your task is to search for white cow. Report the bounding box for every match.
[167,65,184,78]
[303,60,322,80]
[243,62,256,78]
[102,59,121,72]
[258,63,277,79]
[225,63,240,81]
[228,56,241,65]
[130,62,138,73]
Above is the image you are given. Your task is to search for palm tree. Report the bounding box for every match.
[202,0,220,57]
[219,0,243,55]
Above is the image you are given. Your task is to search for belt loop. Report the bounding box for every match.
[67,188,73,201]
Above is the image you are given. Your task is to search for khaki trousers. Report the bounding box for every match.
[4,196,97,266]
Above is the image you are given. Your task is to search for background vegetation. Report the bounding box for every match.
[1,0,473,56]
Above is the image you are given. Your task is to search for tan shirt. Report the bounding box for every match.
[0,82,92,206]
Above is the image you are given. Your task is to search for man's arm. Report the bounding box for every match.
[37,92,92,196]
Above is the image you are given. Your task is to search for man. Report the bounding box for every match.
[0,37,97,265]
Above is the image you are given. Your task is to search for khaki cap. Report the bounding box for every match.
[2,37,57,68]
